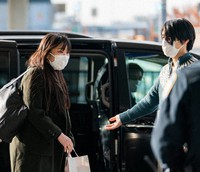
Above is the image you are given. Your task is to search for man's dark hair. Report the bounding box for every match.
[128,63,143,80]
[161,18,195,51]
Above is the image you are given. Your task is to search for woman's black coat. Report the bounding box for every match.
[10,67,74,172]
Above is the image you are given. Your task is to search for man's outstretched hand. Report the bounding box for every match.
[105,115,122,130]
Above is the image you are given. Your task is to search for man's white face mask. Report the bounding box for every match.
[49,53,70,70]
[162,39,184,58]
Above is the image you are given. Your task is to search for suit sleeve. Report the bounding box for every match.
[151,72,189,170]
[24,69,61,140]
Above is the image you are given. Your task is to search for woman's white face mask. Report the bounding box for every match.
[49,53,70,70]
[162,39,184,58]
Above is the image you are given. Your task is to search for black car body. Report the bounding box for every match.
[0,31,199,172]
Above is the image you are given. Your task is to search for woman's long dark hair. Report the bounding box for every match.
[27,32,71,111]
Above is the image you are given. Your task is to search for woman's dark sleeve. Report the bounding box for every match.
[24,69,62,140]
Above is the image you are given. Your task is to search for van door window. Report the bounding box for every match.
[0,52,10,87]
[0,41,19,87]
[125,53,167,106]
[63,56,89,103]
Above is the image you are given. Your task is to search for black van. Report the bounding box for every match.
[0,31,199,172]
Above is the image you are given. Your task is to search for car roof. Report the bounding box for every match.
[0,31,161,50]
[0,31,199,59]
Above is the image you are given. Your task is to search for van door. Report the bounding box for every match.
[114,42,168,172]
[0,40,20,85]
[0,40,20,172]
[65,39,118,172]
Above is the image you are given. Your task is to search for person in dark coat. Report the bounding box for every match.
[151,60,200,172]
[106,18,198,130]
[10,33,74,172]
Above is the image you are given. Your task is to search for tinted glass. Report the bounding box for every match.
[0,51,10,88]
[125,52,167,105]
[63,54,107,104]
[63,57,89,103]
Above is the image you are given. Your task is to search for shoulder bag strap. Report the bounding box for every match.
[0,68,32,91]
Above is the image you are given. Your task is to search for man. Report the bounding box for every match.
[128,63,143,105]
[105,18,197,131]
[101,63,143,108]
[151,61,200,172]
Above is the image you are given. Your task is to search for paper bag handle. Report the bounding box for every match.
[68,148,79,157]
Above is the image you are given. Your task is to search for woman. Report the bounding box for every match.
[10,33,74,172]
[106,18,198,130]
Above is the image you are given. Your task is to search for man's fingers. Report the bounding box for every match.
[109,116,116,122]
[106,123,114,127]
[105,123,116,130]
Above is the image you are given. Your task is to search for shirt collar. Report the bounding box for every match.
[168,53,193,75]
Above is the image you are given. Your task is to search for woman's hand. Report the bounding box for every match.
[105,115,122,130]
[57,133,74,153]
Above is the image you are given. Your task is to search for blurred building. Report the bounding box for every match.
[51,0,160,41]
[28,0,53,30]
[0,0,7,30]
[167,4,200,52]
[51,0,200,51]
[0,0,53,30]
[194,28,200,53]
[1,0,200,50]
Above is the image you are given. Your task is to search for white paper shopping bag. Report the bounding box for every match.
[65,149,91,172]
